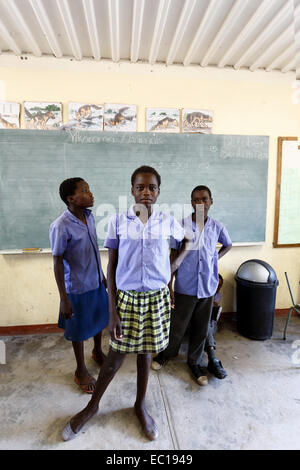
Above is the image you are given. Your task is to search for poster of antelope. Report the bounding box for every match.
[146,108,180,133]
[104,104,137,132]
[23,101,62,130]
[0,101,20,129]
[68,102,104,130]
[181,108,214,134]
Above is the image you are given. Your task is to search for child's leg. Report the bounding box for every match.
[72,341,95,392]
[157,293,197,360]
[67,348,126,434]
[205,319,217,361]
[92,331,107,366]
[135,353,158,440]
[187,296,213,366]
[205,318,227,379]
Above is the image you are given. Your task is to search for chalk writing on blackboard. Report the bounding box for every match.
[66,128,163,145]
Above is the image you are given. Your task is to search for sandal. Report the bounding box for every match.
[74,375,96,394]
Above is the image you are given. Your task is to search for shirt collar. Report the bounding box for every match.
[65,208,92,225]
[185,214,211,230]
[127,205,161,221]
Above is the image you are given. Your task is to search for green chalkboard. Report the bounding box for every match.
[0,129,269,251]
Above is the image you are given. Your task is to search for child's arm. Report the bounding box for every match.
[218,244,232,259]
[53,255,73,319]
[170,236,192,274]
[102,271,108,289]
[168,248,178,308]
[107,248,122,341]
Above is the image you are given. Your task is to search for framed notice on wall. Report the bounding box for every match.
[273,137,300,247]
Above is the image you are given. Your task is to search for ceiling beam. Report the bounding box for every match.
[266,35,298,71]
[29,0,62,58]
[293,0,300,79]
[3,0,42,56]
[249,22,296,72]
[56,0,82,60]
[130,0,145,63]
[217,0,273,68]
[183,0,219,66]
[149,0,171,65]
[82,0,101,60]
[255,1,300,72]
[201,0,246,67]
[234,0,294,70]
[250,25,294,71]
[166,0,197,65]
[108,0,120,62]
[279,27,300,72]
[0,18,21,55]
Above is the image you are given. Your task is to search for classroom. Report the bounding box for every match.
[0,0,299,452]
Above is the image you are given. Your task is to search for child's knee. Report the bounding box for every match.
[104,352,124,377]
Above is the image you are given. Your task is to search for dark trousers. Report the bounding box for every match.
[163,292,213,365]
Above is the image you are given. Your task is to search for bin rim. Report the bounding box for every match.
[235,274,279,286]
[236,259,279,284]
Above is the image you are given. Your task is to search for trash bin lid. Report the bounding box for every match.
[236,259,278,284]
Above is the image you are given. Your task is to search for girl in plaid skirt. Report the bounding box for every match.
[62,166,185,442]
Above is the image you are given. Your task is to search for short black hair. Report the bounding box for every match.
[191,185,212,199]
[131,166,161,187]
[59,177,84,206]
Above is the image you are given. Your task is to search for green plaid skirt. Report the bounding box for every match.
[109,287,171,354]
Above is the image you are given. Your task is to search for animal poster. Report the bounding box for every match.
[146,108,180,133]
[104,104,137,132]
[24,101,62,130]
[181,108,213,134]
[68,102,103,130]
[0,101,20,129]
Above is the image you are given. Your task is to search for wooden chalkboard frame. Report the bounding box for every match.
[273,137,300,248]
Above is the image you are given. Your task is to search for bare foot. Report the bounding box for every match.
[92,350,107,367]
[69,403,99,434]
[134,402,158,441]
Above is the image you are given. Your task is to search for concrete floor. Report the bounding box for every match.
[0,316,300,450]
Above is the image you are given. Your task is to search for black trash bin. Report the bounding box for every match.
[235,259,279,340]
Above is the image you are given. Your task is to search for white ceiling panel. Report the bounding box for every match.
[0,0,298,73]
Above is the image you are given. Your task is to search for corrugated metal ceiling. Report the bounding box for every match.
[0,0,298,73]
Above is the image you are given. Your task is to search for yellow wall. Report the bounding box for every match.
[0,56,299,326]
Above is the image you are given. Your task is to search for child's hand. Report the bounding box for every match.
[169,286,175,309]
[60,297,73,319]
[109,311,123,342]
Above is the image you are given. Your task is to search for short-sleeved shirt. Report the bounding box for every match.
[170,215,232,299]
[49,209,103,295]
[104,207,185,292]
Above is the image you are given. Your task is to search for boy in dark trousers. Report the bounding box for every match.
[152,185,232,385]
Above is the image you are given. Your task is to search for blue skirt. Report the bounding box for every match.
[58,283,109,341]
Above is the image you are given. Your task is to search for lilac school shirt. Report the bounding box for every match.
[104,207,185,292]
[49,209,103,295]
[170,215,232,299]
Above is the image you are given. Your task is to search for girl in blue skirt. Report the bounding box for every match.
[50,178,109,394]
